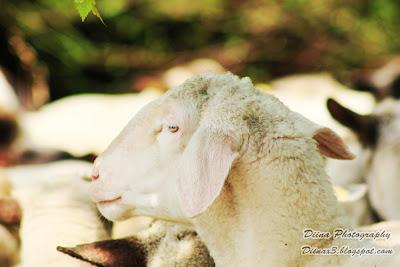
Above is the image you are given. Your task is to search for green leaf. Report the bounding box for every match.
[74,0,95,21]
[92,5,105,25]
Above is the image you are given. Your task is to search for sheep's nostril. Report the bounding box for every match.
[91,161,100,181]
[91,173,99,181]
[90,168,100,181]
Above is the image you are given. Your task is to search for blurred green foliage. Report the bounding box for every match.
[0,0,399,100]
[74,0,103,23]
[74,0,96,21]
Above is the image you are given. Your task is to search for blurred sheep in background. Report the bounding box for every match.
[353,56,400,100]
[4,160,109,267]
[328,97,400,221]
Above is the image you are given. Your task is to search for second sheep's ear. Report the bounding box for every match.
[390,76,400,99]
[57,238,147,267]
[327,98,379,147]
[177,127,239,218]
[0,113,19,149]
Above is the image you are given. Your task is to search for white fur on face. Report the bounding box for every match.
[91,73,353,224]
[90,98,196,222]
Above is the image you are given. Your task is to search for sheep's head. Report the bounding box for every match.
[327,97,400,219]
[91,73,354,222]
[352,57,400,100]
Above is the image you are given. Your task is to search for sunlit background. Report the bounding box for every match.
[1,0,400,107]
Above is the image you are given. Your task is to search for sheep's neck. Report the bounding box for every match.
[192,163,350,267]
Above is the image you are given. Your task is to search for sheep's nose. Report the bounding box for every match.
[91,159,100,181]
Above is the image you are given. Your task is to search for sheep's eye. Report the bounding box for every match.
[167,124,179,133]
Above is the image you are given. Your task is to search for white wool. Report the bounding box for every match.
[0,70,20,113]
[145,221,213,267]
[269,73,374,186]
[91,73,400,266]
[112,216,154,239]
[6,160,109,267]
[0,224,18,266]
[19,90,162,156]
[362,99,400,220]
[162,58,225,88]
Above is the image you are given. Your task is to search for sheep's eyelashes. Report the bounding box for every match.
[167,125,179,133]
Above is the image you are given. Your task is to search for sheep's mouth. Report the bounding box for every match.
[97,196,122,205]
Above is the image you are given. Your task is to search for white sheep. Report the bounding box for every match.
[90,72,400,266]
[2,69,161,163]
[268,73,375,137]
[61,191,372,267]
[19,90,162,157]
[0,111,20,166]
[58,220,215,267]
[327,97,400,221]
[162,58,225,88]
[5,160,109,267]
[0,69,22,165]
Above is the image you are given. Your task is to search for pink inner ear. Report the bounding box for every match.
[313,128,355,160]
[177,129,238,218]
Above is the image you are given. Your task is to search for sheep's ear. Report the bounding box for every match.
[352,78,383,99]
[57,238,146,267]
[327,98,379,147]
[390,76,400,99]
[313,127,355,160]
[0,114,19,149]
[292,111,354,160]
[178,127,239,218]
